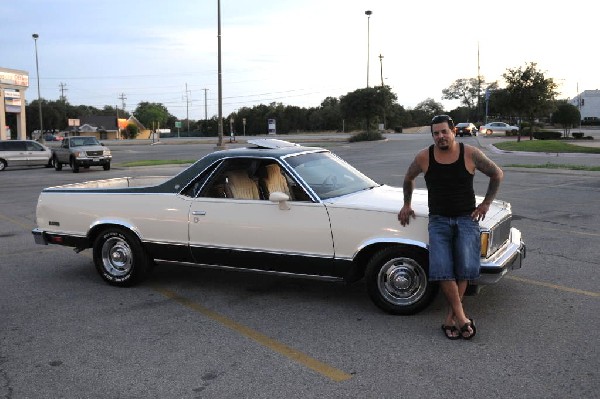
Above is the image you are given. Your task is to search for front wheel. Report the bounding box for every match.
[103,162,111,171]
[0,159,6,171]
[54,156,62,171]
[93,227,152,287]
[70,158,79,173]
[485,129,493,136]
[365,247,437,315]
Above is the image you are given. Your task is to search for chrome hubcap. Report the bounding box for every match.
[377,257,426,306]
[101,237,133,277]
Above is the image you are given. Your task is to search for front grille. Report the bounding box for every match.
[86,150,103,157]
[489,215,511,256]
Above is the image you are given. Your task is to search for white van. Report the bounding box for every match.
[0,140,53,171]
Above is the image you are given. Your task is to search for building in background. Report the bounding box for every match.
[570,90,600,124]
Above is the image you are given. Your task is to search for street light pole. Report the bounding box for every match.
[216,0,224,148]
[365,10,372,88]
[32,33,43,141]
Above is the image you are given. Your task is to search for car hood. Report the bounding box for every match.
[323,184,510,226]
[323,185,429,215]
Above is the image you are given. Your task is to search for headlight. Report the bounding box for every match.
[73,151,81,158]
[480,232,489,258]
[103,149,111,156]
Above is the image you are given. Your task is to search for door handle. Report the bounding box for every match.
[192,211,206,216]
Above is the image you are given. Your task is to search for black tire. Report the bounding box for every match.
[103,162,111,171]
[70,157,79,173]
[0,159,6,171]
[365,247,438,315]
[53,156,62,171]
[45,158,53,168]
[92,227,152,287]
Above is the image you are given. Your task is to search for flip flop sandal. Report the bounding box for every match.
[442,324,460,340]
[460,318,477,340]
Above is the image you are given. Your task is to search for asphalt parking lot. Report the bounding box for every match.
[1,133,598,398]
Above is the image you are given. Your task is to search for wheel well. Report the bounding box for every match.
[88,223,141,247]
[348,242,429,282]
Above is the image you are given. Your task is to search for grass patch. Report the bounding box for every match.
[120,159,195,167]
[505,163,600,171]
[494,140,600,154]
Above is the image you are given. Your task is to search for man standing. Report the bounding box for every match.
[398,115,503,340]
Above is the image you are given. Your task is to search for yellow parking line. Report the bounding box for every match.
[153,287,352,382]
[0,212,32,230]
[506,275,600,297]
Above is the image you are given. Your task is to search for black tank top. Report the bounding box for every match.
[424,143,475,216]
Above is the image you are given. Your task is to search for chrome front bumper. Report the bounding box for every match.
[478,227,526,285]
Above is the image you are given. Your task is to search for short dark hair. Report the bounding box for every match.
[430,115,454,133]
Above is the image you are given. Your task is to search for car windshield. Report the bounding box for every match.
[284,151,378,200]
[71,137,100,147]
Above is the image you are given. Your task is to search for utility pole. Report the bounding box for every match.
[118,93,127,113]
[203,88,209,134]
[59,82,68,103]
[184,83,192,133]
[477,42,482,122]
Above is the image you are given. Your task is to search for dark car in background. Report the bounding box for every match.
[455,122,478,137]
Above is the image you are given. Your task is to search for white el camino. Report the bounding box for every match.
[32,139,525,315]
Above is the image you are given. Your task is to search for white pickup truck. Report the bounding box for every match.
[32,139,525,315]
[52,136,112,173]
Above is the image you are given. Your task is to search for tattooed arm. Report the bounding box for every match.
[471,148,504,221]
[398,152,425,226]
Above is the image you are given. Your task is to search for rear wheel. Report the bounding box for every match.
[366,247,437,315]
[92,227,153,286]
[0,159,6,171]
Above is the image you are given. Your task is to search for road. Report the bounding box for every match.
[1,134,598,398]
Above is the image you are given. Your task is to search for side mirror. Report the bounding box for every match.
[269,191,290,210]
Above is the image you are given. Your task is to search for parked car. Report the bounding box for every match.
[455,122,478,137]
[43,134,64,141]
[480,122,519,136]
[32,139,525,315]
[52,136,112,173]
[0,140,53,171]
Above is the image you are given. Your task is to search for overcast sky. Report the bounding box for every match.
[2,0,597,120]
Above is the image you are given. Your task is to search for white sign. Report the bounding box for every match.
[68,119,80,127]
[3,90,21,99]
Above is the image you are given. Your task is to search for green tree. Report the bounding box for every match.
[502,62,559,141]
[124,122,139,139]
[443,77,498,121]
[551,102,581,137]
[133,102,171,130]
[340,86,396,138]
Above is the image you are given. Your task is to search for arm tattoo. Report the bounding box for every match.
[472,149,503,204]
[403,159,422,205]
[472,149,502,178]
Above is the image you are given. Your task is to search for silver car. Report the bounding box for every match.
[0,140,53,171]
[480,122,519,136]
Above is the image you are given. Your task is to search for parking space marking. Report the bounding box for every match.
[507,275,600,297]
[0,212,32,230]
[153,286,352,382]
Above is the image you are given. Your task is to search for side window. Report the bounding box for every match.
[0,142,6,150]
[199,158,261,200]
[26,142,44,151]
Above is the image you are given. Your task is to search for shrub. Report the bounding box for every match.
[572,132,584,139]
[532,130,562,140]
[349,131,384,142]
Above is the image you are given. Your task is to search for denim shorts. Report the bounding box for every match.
[428,215,481,281]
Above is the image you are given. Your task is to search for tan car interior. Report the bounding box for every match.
[201,160,304,201]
